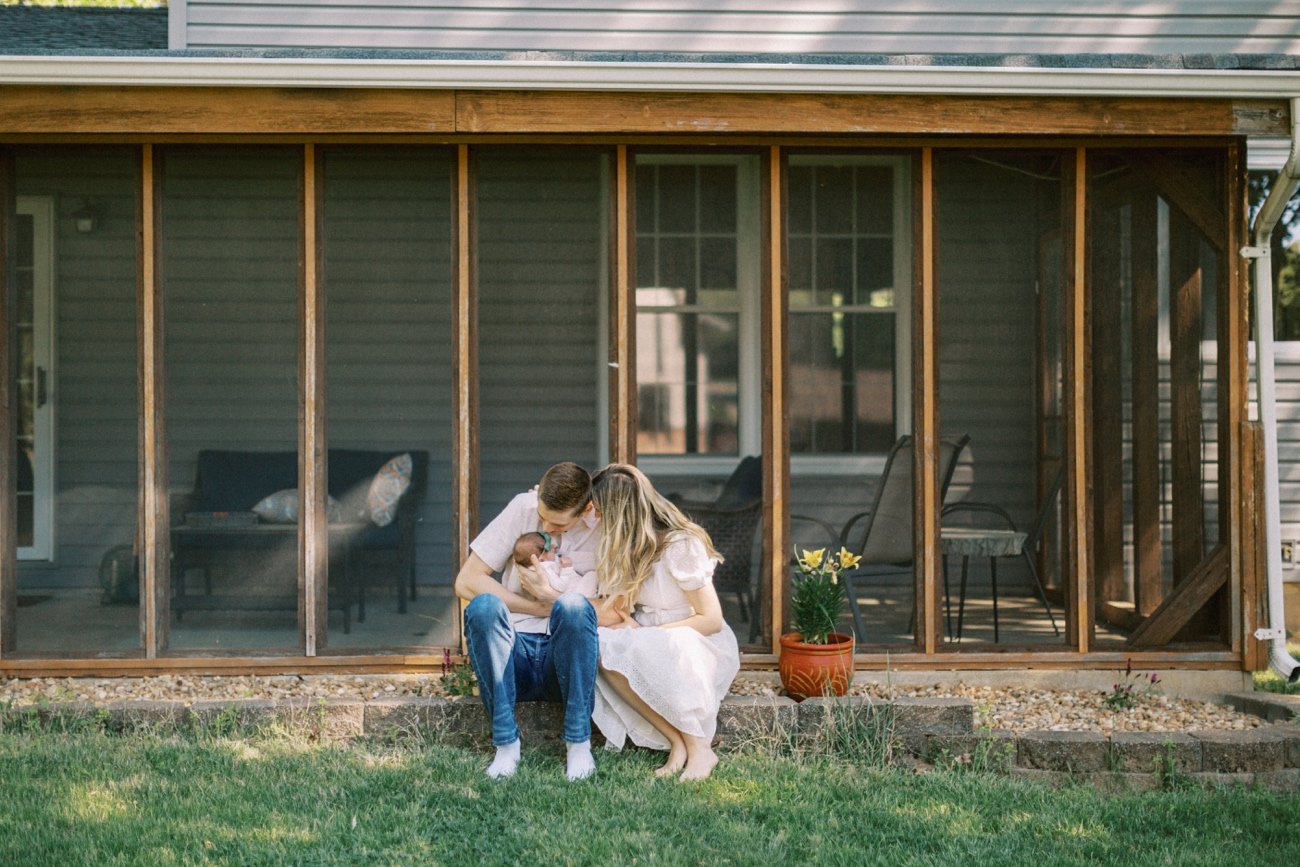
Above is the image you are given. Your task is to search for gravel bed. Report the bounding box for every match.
[0,673,1269,735]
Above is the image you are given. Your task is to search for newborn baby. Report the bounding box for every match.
[512,531,599,598]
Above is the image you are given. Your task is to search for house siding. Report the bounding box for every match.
[177,0,1300,55]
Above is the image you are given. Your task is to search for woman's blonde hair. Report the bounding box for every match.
[591,463,721,606]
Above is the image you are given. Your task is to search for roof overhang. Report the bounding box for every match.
[1,55,1299,98]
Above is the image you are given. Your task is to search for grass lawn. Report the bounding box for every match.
[2,726,1300,866]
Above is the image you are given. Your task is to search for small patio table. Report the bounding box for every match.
[940,527,1028,644]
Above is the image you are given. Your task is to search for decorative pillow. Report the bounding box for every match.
[252,489,344,524]
[366,453,413,527]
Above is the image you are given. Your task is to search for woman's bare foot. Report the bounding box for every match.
[679,736,718,781]
[655,739,688,777]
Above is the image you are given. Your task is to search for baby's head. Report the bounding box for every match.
[512,531,554,568]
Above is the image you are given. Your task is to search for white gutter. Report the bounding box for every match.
[0,56,1298,96]
[1245,96,1300,685]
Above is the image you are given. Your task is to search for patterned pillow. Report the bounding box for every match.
[366,453,413,527]
[252,489,343,524]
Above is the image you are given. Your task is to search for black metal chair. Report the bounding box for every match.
[940,468,1062,642]
[793,434,971,643]
[671,456,763,642]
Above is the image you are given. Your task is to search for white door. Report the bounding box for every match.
[15,197,54,561]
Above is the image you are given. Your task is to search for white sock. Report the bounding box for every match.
[566,740,596,781]
[487,739,521,780]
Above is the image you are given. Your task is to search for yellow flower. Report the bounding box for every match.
[837,547,862,571]
[799,548,826,570]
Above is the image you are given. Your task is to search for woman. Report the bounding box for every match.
[589,463,741,781]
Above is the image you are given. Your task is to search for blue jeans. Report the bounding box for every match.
[463,592,597,746]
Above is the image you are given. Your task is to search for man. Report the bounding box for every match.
[454,461,600,781]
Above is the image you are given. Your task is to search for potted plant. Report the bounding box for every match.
[779,547,859,700]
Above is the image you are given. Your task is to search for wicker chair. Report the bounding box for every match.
[670,456,763,642]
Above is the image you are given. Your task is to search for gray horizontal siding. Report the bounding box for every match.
[181,0,1300,54]
[476,150,604,524]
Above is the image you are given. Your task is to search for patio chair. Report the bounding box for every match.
[940,468,1062,643]
[670,456,763,642]
[793,434,971,643]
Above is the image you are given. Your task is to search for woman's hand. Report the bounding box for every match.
[597,594,639,629]
[608,608,640,630]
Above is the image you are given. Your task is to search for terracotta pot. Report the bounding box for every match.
[778,632,855,700]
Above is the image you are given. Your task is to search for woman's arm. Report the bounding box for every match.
[657,583,724,636]
[596,593,636,628]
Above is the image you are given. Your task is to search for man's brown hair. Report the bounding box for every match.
[538,462,592,514]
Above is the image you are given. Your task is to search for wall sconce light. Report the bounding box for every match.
[73,201,101,234]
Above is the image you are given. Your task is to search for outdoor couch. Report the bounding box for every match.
[172,448,429,625]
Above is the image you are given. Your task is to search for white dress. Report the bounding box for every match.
[592,532,741,751]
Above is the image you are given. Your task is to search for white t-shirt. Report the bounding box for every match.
[470,490,600,634]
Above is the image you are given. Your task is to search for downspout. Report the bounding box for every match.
[1244,96,1300,683]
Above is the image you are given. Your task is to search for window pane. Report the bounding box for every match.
[636,311,739,455]
[634,155,754,457]
[789,312,894,454]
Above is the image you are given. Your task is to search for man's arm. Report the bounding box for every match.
[453,551,551,619]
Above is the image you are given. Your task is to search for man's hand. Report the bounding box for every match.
[517,556,560,606]
[606,608,640,630]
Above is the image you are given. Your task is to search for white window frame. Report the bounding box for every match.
[16,196,56,561]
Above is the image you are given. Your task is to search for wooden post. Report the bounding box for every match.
[1130,188,1162,615]
[1091,202,1125,611]
[1169,207,1205,590]
[138,144,170,656]
[1064,148,1092,652]
[0,149,14,655]
[914,148,940,655]
[609,145,637,465]
[451,145,479,598]
[299,143,328,656]
[762,146,789,651]
[1223,142,1246,651]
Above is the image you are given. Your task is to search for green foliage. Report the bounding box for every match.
[440,648,478,698]
[1103,659,1161,711]
[789,546,855,645]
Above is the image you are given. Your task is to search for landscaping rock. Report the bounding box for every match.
[1195,729,1286,773]
[1109,731,1201,774]
[1190,771,1256,789]
[364,697,454,741]
[1255,768,1300,793]
[1018,730,1109,772]
[795,696,895,753]
[927,730,1017,773]
[715,695,798,752]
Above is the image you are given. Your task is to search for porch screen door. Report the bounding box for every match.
[15,197,54,561]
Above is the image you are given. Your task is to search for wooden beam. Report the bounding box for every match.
[451,145,478,590]
[1169,208,1205,590]
[915,148,940,655]
[138,144,170,656]
[1128,546,1230,648]
[1222,142,1245,650]
[1090,202,1124,608]
[1130,152,1227,253]
[0,87,456,135]
[762,146,789,651]
[1064,147,1092,652]
[456,92,1286,137]
[609,145,636,465]
[1130,187,1163,616]
[0,148,13,655]
[298,144,328,656]
[1242,421,1266,671]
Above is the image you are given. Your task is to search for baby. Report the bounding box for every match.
[512,531,599,598]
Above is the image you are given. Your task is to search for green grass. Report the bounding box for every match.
[2,727,1299,866]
